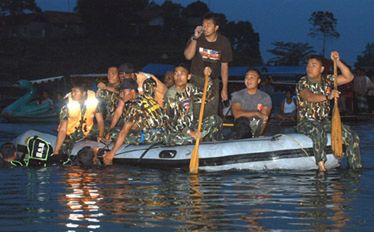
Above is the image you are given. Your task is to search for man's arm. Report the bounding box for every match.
[95,112,105,141]
[331,51,354,86]
[103,121,134,165]
[54,120,67,154]
[299,89,339,102]
[184,39,197,60]
[108,99,125,135]
[221,62,229,101]
[184,26,203,60]
[231,102,264,119]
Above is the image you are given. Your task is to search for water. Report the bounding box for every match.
[0,121,374,231]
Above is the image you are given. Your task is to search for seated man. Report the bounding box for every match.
[54,82,104,155]
[296,52,362,172]
[164,64,222,146]
[96,66,122,128]
[231,69,272,139]
[276,89,296,122]
[104,78,166,165]
[0,137,69,167]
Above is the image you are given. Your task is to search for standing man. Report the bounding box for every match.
[184,12,232,117]
[296,52,362,172]
[231,69,272,139]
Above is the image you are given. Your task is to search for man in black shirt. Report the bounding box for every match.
[184,12,233,117]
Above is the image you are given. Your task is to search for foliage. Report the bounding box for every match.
[223,21,262,65]
[355,43,374,68]
[267,41,315,66]
[182,1,209,17]
[0,0,40,16]
[76,0,150,37]
[309,11,339,56]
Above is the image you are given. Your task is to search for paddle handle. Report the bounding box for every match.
[196,74,209,133]
[189,73,209,174]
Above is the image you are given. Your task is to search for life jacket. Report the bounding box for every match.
[66,90,98,137]
[10,136,53,167]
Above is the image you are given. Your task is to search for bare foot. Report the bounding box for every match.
[318,161,326,172]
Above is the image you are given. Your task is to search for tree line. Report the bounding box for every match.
[0,0,372,80]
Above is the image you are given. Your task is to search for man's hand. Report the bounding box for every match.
[103,151,114,166]
[194,26,204,39]
[203,66,212,77]
[97,82,106,90]
[328,89,341,100]
[221,89,228,101]
[189,130,202,140]
[331,51,340,61]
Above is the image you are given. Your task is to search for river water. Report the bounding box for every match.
[0,121,373,231]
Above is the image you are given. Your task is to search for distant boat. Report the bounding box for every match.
[1,80,58,123]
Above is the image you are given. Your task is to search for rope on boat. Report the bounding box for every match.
[274,134,310,157]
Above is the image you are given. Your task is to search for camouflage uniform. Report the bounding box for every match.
[122,94,166,145]
[105,78,157,140]
[164,81,223,146]
[96,84,122,139]
[296,75,362,169]
[96,84,120,124]
[59,101,104,155]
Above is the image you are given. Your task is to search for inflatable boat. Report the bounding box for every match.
[14,130,340,171]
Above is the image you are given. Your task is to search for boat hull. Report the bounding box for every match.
[14,130,340,171]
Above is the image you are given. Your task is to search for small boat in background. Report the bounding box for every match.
[1,80,58,123]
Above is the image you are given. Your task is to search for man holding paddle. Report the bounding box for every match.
[296,52,362,172]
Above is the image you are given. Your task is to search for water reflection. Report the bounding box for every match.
[63,167,104,230]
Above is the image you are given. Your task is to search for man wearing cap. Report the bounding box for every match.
[106,72,167,140]
[103,78,166,165]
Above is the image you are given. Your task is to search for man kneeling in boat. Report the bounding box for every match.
[164,64,222,145]
[54,82,105,155]
[231,68,272,139]
[296,52,362,172]
[104,78,166,165]
[105,72,167,140]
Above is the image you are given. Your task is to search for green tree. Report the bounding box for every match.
[355,43,374,68]
[224,21,262,65]
[267,41,315,66]
[182,0,209,18]
[0,0,40,16]
[309,11,339,57]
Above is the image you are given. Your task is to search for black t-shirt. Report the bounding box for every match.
[190,34,233,80]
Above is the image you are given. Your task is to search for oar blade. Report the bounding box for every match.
[331,105,343,158]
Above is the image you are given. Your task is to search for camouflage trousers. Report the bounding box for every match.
[165,115,223,146]
[233,117,265,139]
[61,125,100,155]
[125,129,165,145]
[190,76,220,118]
[296,119,362,169]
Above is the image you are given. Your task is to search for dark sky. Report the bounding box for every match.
[36,0,374,66]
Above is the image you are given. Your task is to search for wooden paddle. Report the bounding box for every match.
[331,59,343,158]
[189,73,209,174]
